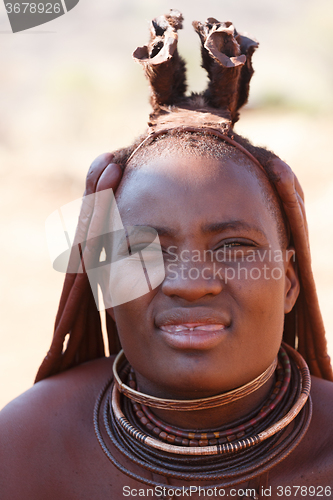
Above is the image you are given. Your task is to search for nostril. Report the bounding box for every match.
[161,272,223,301]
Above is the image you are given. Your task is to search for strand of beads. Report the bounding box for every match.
[129,347,290,447]
[94,343,312,490]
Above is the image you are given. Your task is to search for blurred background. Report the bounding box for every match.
[1,0,333,409]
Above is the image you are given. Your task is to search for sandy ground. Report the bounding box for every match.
[1,0,333,410]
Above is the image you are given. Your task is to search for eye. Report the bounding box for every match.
[217,239,256,250]
[222,242,242,248]
[130,243,162,254]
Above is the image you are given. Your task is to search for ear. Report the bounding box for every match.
[106,307,115,321]
[284,247,300,314]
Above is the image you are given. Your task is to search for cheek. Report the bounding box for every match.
[228,259,286,344]
[211,260,285,382]
[111,292,157,361]
[243,269,284,313]
[226,255,285,297]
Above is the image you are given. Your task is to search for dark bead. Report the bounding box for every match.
[159,432,167,440]
[218,437,227,444]
[153,427,161,436]
[133,404,140,412]
[189,440,199,447]
[199,440,209,447]
[181,439,189,446]
[175,437,183,445]
[136,411,144,419]
[146,423,154,432]
[209,439,217,445]
[140,417,149,426]
[227,434,236,442]
[166,434,176,444]
[236,432,245,439]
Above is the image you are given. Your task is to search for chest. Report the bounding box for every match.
[31,400,332,500]
[47,438,332,500]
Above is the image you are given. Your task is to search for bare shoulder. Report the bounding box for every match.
[0,356,115,499]
[309,375,333,456]
[270,375,333,490]
[310,374,333,403]
[310,375,333,447]
[0,355,115,427]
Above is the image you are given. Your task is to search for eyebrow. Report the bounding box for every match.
[146,226,178,237]
[201,220,267,238]
[133,221,266,239]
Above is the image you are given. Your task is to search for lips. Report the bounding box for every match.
[155,309,230,350]
[160,323,225,333]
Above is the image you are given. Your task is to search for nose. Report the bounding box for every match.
[161,261,223,302]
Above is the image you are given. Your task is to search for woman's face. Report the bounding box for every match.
[108,150,299,399]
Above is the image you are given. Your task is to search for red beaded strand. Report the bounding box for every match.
[129,346,291,447]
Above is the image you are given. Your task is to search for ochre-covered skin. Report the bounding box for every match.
[1,151,333,499]
[1,11,333,499]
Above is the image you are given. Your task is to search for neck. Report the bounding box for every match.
[134,371,275,430]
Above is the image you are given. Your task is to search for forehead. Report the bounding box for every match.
[115,152,278,243]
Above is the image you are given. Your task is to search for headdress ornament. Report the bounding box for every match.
[132,10,258,134]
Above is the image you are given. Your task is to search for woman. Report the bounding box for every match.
[1,11,332,500]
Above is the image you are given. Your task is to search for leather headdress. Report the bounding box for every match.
[36,11,333,383]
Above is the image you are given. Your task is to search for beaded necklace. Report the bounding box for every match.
[94,343,312,494]
[113,347,277,411]
[128,352,287,448]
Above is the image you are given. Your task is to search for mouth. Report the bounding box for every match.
[160,323,225,333]
[156,311,230,350]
